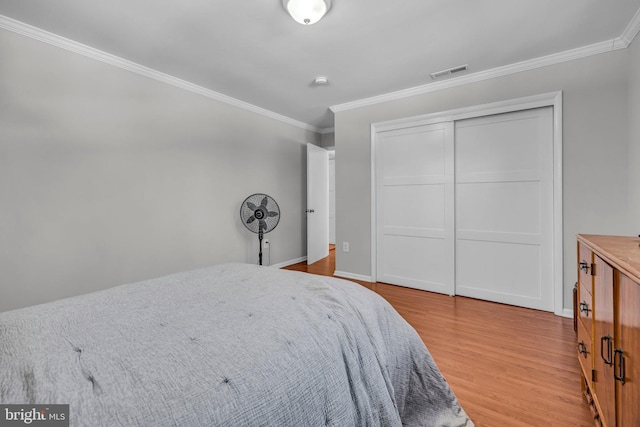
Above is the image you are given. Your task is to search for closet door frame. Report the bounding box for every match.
[370,91,564,316]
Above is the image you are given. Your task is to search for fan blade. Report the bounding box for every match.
[246,215,256,224]
[261,196,268,207]
[267,211,279,217]
[259,219,267,230]
[247,202,257,211]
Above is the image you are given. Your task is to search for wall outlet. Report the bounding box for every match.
[263,239,269,248]
[342,242,350,252]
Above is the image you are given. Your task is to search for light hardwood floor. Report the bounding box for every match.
[284,248,594,427]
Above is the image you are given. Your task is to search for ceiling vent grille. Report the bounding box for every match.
[430,64,469,80]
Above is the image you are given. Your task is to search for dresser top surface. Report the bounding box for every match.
[578,234,640,282]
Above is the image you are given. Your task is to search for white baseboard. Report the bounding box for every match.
[281,263,576,319]
[333,270,373,282]
[561,308,574,319]
[271,257,307,269]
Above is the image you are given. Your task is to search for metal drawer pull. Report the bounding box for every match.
[578,341,588,358]
[614,349,626,384]
[579,301,591,315]
[600,335,612,365]
[579,260,590,273]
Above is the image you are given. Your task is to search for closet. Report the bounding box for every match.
[374,105,556,311]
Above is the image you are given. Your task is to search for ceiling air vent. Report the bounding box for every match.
[430,64,469,80]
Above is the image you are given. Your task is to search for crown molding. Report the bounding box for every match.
[0,15,322,134]
[619,6,640,47]
[2,8,639,132]
[331,38,628,113]
[331,7,640,114]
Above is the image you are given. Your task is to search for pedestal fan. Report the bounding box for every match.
[240,194,280,265]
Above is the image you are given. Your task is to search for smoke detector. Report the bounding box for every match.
[314,76,329,86]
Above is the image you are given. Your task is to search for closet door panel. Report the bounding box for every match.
[381,128,446,177]
[380,234,448,291]
[376,122,454,295]
[456,181,540,235]
[382,184,445,230]
[457,239,542,300]
[455,120,540,174]
[454,107,554,311]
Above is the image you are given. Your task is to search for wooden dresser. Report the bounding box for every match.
[576,234,640,427]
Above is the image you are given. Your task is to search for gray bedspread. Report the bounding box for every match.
[0,263,472,426]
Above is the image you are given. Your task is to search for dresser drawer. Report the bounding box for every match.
[578,280,593,336]
[577,242,593,291]
[577,315,593,389]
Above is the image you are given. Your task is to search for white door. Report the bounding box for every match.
[375,122,455,294]
[307,143,329,265]
[328,153,336,245]
[455,107,554,311]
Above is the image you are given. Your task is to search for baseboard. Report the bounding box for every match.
[271,257,307,269]
[333,270,373,282]
[561,308,574,319]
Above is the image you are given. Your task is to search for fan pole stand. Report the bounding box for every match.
[258,229,264,266]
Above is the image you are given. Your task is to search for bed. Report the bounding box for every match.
[0,263,472,426]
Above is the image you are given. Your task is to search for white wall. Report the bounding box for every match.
[0,28,318,312]
[320,132,335,149]
[334,49,631,311]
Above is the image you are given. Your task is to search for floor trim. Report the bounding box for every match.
[334,270,373,282]
[271,257,307,269]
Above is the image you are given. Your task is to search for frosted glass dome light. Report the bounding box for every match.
[283,0,331,25]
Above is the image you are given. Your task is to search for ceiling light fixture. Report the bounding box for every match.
[283,0,331,25]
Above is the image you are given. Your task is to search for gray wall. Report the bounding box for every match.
[334,49,632,311]
[0,29,318,312]
[320,131,335,149]
[629,39,640,233]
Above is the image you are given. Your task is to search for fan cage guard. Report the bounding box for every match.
[240,194,280,265]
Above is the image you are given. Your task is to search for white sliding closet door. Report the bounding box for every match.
[376,122,455,294]
[455,107,554,311]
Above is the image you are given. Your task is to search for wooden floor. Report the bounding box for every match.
[285,248,594,427]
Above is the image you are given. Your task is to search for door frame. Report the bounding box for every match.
[370,91,564,315]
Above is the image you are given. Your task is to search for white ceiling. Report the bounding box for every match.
[1,0,639,131]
